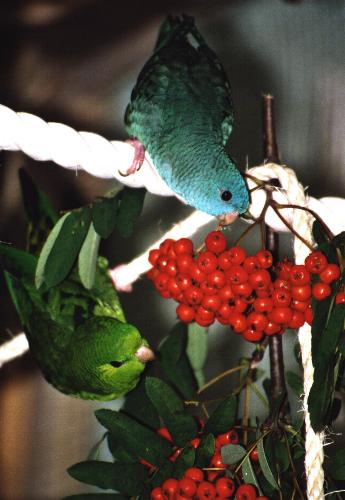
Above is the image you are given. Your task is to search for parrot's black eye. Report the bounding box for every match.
[221,190,232,202]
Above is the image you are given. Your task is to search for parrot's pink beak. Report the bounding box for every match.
[218,212,238,226]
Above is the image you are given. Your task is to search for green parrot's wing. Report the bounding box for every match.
[126,15,234,147]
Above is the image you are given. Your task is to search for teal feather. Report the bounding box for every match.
[125,15,249,216]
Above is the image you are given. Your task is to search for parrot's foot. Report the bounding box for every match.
[119,139,145,176]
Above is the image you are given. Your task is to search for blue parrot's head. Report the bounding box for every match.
[174,152,249,218]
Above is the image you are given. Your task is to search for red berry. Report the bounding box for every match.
[291,284,312,302]
[195,306,215,326]
[167,277,181,298]
[275,257,294,279]
[231,282,253,298]
[176,273,192,291]
[169,447,182,462]
[289,265,311,286]
[197,251,218,274]
[147,267,159,281]
[176,253,194,274]
[305,251,328,274]
[215,477,236,497]
[243,255,260,273]
[201,281,218,296]
[253,297,273,313]
[218,285,235,302]
[210,451,226,469]
[249,448,259,461]
[176,303,195,323]
[178,477,197,498]
[151,486,164,500]
[291,299,309,312]
[228,246,247,265]
[256,249,273,268]
[166,260,178,277]
[335,291,345,304]
[288,310,305,329]
[218,250,234,270]
[190,437,201,449]
[269,307,293,325]
[202,294,222,312]
[216,429,239,447]
[226,265,249,285]
[159,239,175,255]
[154,272,170,292]
[247,311,267,331]
[233,297,248,313]
[242,327,264,342]
[197,481,217,500]
[184,467,204,483]
[264,320,282,336]
[205,231,227,254]
[157,427,173,442]
[312,282,332,300]
[207,270,227,289]
[235,483,257,500]
[149,249,160,266]
[257,497,269,500]
[157,255,169,271]
[319,263,341,284]
[184,286,204,306]
[162,478,179,497]
[228,312,247,333]
[190,263,207,284]
[249,269,272,291]
[272,288,292,307]
[217,303,233,320]
[173,238,194,255]
[274,278,291,290]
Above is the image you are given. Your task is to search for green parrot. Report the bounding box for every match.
[125,15,249,219]
[1,170,152,400]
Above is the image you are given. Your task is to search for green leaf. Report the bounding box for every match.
[115,188,146,238]
[221,444,246,465]
[328,448,345,480]
[67,461,146,495]
[78,223,101,289]
[19,168,57,224]
[107,434,136,463]
[313,303,345,370]
[0,244,37,278]
[92,194,120,239]
[308,363,335,432]
[123,377,160,429]
[241,456,261,493]
[204,395,237,435]
[145,377,198,447]
[173,445,195,478]
[286,371,303,398]
[194,434,215,468]
[274,440,290,473]
[44,209,91,288]
[257,437,279,490]
[95,409,172,466]
[186,323,208,388]
[159,323,197,399]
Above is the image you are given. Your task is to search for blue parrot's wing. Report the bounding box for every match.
[125,15,234,148]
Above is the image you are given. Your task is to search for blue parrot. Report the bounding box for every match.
[124,15,249,219]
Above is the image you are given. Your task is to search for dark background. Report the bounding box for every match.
[0,1,344,498]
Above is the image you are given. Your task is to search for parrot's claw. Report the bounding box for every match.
[119,139,146,176]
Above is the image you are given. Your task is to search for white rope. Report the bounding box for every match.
[1,106,344,498]
[0,333,29,368]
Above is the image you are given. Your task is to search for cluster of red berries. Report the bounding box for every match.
[147,231,342,342]
[148,425,266,500]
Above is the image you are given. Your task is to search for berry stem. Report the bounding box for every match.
[262,95,289,425]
